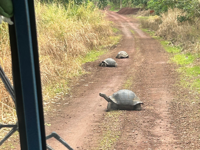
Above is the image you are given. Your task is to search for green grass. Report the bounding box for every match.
[130,30,135,35]
[45,81,69,98]
[98,111,122,150]
[179,77,200,91]
[137,16,149,20]
[158,37,199,92]
[141,28,158,38]
[112,27,120,33]
[180,66,200,77]
[123,76,133,89]
[107,3,120,12]
[171,54,195,65]
[177,66,200,91]
[109,35,122,45]
[160,41,181,53]
[190,79,200,90]
[80,34,121,64]
[154,34,199,92]
[80,49,107,63]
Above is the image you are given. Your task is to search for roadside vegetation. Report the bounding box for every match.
[138,8,200,94]
[0,0,121,148]
[135,1,200,148]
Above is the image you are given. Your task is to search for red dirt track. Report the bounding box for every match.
[44,10,182,150]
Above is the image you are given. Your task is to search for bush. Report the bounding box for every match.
[147,0,200,22]
[156,8,198,49]
[140,15,162,31]
[147,0,168,15]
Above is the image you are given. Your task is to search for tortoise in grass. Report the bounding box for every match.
[99,58,117,67]
[99,89,143,111]
[116,51,129,59]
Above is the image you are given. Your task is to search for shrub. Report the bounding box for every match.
[156,8,198,50]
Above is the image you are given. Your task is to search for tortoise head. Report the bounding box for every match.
[99,93,111,102]
[133,99,143,111]
[134,103,143,111]
[99,61,107,67]
[116,54,120,58]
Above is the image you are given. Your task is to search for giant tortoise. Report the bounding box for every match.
[116,51,129,59]
[99,89,143,111]
[99,58,117,67]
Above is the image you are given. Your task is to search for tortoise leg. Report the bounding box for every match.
[135,104,142,111]
[107,102,118,111]
[107,102,112,111]
[111,103,118,110]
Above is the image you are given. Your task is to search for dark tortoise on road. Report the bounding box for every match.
[99,89,143,111]
[116,51,129,59]
[99,58,117,67]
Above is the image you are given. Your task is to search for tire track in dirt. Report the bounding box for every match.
[109,11,147,38]
[106,12,133,38]
[107,11,181,149]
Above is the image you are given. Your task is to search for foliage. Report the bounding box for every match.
[108,0,135,10]
[107,1,118,11]
[176,0,200,22]
[147,0,168,15]
[132,0,149,8]
[107,0,120,9]
[147,0,200,21]
[39,0,87,5]
[97,0,108,9]
[171,53,195,65]
[92,0,200,16]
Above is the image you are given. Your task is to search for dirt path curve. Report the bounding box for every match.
[45,11,181,150]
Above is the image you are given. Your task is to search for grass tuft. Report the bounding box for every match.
[171,54,195,65]
[80,49,107,63]
[98,111,123,150]
[123,76,133,89]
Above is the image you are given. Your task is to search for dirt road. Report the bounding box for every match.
[45,11,181,150]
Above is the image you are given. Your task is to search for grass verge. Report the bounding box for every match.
[98,111,123,150]
[140,16,200,149]
[142,28,200,92]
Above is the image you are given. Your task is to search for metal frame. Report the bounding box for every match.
[46,132,73,150]
[9,0,46,149]
[0,123,18,146]
[0,65,18,146]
